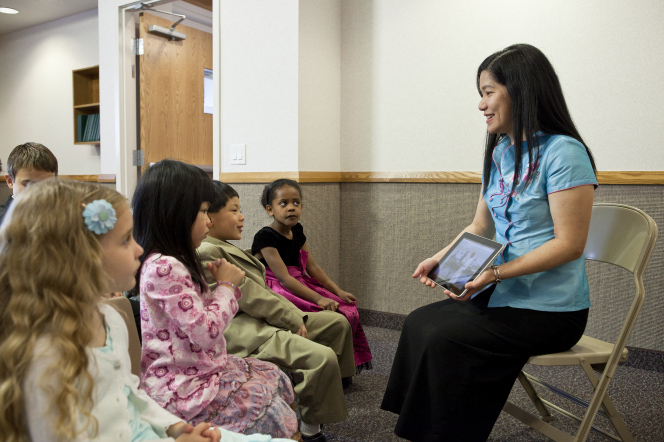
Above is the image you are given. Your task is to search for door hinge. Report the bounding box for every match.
[132,150,145,167]
[131,38,144,55]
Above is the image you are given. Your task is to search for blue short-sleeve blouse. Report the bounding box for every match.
[483,133,598,311]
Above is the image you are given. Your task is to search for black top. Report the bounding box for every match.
[252,223,307,267]
[0,195,14,225]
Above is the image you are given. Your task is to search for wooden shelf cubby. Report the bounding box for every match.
[73,66,100,145]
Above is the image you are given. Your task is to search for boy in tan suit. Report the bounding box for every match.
[197,181,355,442]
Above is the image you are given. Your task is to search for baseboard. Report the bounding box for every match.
[358,308,664,373]
[358,308,406,331]
[623,346,664,373]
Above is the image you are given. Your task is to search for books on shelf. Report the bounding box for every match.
[78,113,99,142]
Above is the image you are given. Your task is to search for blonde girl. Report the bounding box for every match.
[0,179,287,442]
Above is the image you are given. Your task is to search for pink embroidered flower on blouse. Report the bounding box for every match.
[142,332,154,341]
[206,350,216,359]
[169,285,183,294]
[157,329,170,341]
[146,282,155,291]
[154,366,169,378]
[210,323,219,339]
[191,343,202,353]
[147,352,160,360]
[195,314,205,326]
[221,311,229,325]
[175,328,188,339]
[185,366,199,376]
[157,263,172,277]
[141,310,150,321]
[178,295,194,311]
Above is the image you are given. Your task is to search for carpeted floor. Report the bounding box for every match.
[324,326,664,442]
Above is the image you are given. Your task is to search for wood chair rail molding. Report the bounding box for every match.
[218,171,664,185]
[59,174,116,183]
[54,171,664,185]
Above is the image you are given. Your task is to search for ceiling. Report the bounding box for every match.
[0,0,98,36]
[0,0,211,37]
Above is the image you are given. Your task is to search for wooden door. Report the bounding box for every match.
[139,12,212,171]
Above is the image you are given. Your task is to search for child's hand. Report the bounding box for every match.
[337,290,357,304]
[166,422,193,439]
[202,426,222,442]
[318,297,339,311]
[173,422,217,442]
[207,258,245,288]
[296,323,308,338]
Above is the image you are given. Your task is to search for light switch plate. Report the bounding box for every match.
[230,144,246,165]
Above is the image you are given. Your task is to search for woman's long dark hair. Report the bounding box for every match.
[477,44,597,194]
[132,160,215,294]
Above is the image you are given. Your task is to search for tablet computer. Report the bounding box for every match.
[426,232,504,297]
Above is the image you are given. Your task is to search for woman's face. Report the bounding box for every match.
[478,70,513,141]
[191,202,212,249]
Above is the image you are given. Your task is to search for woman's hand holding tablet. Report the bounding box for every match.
[414,233,504,300]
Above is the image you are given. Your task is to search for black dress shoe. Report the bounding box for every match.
[302,432,327,442]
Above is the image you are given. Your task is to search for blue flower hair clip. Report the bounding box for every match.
[82,199,117,235]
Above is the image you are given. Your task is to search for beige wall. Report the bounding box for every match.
[228,182,664,351]
[340,0,664,173]
[0,9,100,175]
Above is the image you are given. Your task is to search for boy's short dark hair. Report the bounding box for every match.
[208,181,239,213]
[7,142,58,180]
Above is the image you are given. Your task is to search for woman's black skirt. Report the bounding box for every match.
[381,288,588,442]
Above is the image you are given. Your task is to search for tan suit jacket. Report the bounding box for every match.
[198,237,305,356]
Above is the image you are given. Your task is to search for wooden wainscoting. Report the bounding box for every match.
[218,171,664,185]
[59,175,116,183]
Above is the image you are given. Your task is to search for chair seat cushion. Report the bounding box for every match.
[528,335,628,366]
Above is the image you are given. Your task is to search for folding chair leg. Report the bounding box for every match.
[503,401,575,442]
[516,371,555,422]
[579,361,634,442]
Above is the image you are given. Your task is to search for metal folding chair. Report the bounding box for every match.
[503,203,658,442]
[103,296,142,376]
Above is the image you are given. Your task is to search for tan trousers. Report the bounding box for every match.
[251,310,355,424]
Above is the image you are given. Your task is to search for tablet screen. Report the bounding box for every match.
[427,233,504,296]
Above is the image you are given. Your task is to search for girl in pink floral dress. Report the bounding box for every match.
[133,160,298,439]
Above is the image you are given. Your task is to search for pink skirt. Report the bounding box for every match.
[265,250,373,370]
[188,355,297,438]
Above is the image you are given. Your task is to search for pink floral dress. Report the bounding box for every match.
[139,254,297,437]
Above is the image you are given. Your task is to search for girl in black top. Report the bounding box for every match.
[252,179,373,372]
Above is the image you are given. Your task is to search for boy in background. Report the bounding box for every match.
[1,142,58,224]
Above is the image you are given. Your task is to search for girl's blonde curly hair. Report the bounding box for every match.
[0,179,127,442]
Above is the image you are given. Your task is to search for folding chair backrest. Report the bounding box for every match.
[102,296,142,376]
[584,204,657,275]
[585,204,657,365]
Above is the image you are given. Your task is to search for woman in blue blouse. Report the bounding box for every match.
[381,44,598,442]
